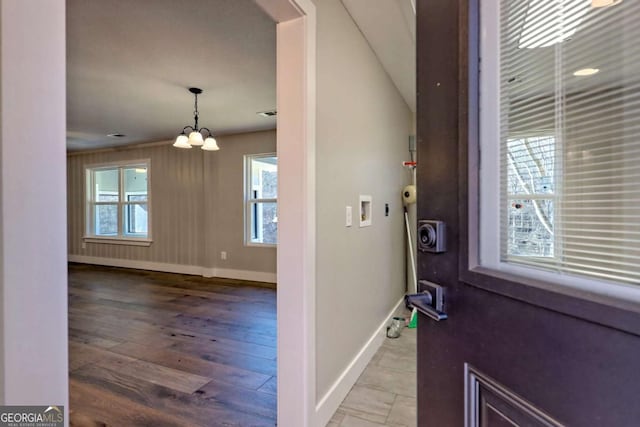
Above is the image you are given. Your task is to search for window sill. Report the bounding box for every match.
[245,242,277,248]
[83,236,153,247]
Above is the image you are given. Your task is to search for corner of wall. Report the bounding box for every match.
[314,297,405,427]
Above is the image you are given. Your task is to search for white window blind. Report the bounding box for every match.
[498,0,640,285]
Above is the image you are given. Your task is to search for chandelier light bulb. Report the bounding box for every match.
[173,134,191,149]
[188,131,204,146]
[202,136,220,151]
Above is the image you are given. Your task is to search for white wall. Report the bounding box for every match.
[67,130,277,282]
[0,0,68,416]
[315,0,412,407]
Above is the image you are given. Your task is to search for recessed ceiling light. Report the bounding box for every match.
[107,133,126,138]
[518,0,589,49]
[257,110,277,118]
[573,68,600,76]
[592,0,622,7]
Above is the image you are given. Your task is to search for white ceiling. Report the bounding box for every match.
[340,0,416,112]
[66,0,416,151]
[66,0,277,151]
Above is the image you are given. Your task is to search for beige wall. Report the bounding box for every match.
[315,0,413,398]
[208,131,277,273]
[67,130,276,278]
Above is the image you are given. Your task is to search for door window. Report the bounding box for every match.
[480,0,640,290]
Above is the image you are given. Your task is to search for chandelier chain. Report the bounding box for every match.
[193,92,199,130]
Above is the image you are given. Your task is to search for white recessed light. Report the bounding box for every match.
[257,110,277,118]
[573,68,600,76]
[519,0,589,49]
[592,0,622,8]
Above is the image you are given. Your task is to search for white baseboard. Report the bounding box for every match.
[314,297,405,427]
[204,267,277,283]
[68,255,276,284]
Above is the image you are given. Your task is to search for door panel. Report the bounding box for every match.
[469,366,563,427]
[417,282,640,425]
[416,1,640,425]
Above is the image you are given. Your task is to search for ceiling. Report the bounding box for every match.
[341,0,416,113]
[66,0,277,151]
[67,0,416,151]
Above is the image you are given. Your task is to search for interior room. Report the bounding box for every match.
[5,0,640,426]
[63,0,417,426]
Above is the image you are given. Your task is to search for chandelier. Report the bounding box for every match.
[173,87,220,151]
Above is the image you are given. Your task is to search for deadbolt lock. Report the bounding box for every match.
[418,220,446,253]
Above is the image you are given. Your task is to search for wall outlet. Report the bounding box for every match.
[346,206,352,227]
[221,251,227,260]
[359,195,372,227]
[81,242,86,249]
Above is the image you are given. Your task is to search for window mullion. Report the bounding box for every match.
[250,198,278,204]
[118,166,124,237]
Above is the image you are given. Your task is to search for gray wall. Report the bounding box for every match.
[315,0,413,398]
[208,131,277,273]
[67,130,276,276]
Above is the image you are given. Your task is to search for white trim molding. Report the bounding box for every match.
[268,0,317,425]
[205,267,277,284]
[82,237,153,247]
[68,255,276,284]
[315,297,406,427]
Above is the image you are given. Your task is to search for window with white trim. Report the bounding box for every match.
[506,135,556,259]
[85,161,150,243]
[481,0,640,286]
[245,154,277,246]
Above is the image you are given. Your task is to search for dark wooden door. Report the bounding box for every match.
[415,1,640,426]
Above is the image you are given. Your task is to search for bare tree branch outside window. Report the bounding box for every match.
[506,136,556,258]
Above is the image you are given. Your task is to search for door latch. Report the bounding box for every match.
[405,280,447,321]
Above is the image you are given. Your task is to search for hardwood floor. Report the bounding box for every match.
[68,263,277,427]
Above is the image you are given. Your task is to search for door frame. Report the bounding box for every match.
[255,1,318,426]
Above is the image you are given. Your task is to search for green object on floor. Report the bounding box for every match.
[408,308,417,328]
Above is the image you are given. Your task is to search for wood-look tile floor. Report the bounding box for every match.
[68,264,277,427]
[328,315,417,427]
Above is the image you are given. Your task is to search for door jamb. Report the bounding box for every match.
[255,1,317,426]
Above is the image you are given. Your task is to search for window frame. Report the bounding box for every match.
[476,0,640,304]
[244,153,278,247]
[84,159,152,246]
